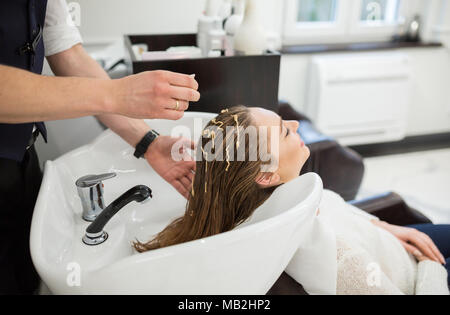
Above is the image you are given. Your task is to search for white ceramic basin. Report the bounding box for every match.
[30,112,323,294]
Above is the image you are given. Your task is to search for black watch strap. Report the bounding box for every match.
[134,130,160,159]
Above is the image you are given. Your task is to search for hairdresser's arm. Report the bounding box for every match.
[46,44,196,198]
[0,64,112,123]
[46,44,200,147]
[46,44,150,147]
[0,53,199,126]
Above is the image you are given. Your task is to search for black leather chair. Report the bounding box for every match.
[267,101,432,295]
[278,101,364,201]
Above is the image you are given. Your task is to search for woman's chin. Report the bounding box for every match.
[298,145,311,164]
[304,145,311,159]
[296,148,310,175]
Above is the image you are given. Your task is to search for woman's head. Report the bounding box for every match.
[134,106,310,252]
[249,107,310,186]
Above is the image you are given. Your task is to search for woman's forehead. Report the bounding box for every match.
[249,107,281,127]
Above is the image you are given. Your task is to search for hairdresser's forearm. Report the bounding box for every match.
[0,64,115,123]
[48,45,150,147]
[47,44,150,147]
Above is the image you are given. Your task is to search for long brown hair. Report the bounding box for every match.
[134,106,278,252]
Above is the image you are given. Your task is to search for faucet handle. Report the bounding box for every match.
[76,173,117,222]
[76,173,117,188]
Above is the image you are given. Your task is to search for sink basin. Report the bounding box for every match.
[30,112,323,294]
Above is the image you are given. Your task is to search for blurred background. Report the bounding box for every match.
[36,0,450,222]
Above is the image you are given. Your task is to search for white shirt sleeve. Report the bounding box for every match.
[43,0,83,57]
[415,260,450,295]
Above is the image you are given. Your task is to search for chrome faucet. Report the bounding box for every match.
[76,173,117,222]
[82,185,152,246]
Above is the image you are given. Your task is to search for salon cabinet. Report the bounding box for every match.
[125,34,281,114]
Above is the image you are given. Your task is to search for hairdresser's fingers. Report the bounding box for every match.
[180,176,192,191]
[185,170,194,183]
[169,86,200,103]
[184,160,196,172]
[179,138,196,152]
[172,180,189,200]
[164,99,189,112]
[173,137,193,155]
[167,72,199,90]
[180,146,196,169]
[161,109,184,121]
[180,146,196,162]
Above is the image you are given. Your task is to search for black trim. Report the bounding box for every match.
[281,41,443,55]
[133,130,160,159]
[350,132,450,158]
[18,25,42,55]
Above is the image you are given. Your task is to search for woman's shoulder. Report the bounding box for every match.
[321,190,380,223]
[322,189,346,201]
[320,190,347,211]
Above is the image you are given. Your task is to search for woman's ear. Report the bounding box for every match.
[255,172,281,188]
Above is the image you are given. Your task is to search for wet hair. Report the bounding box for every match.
[134,106,278,252]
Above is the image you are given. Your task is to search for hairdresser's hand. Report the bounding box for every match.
[112,70,200,120]
[145,136,196,199]
[372,221,445,264]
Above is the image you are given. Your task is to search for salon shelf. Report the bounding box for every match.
[280,41,443,55]
[350,132,450,158]
[124,34,281,114]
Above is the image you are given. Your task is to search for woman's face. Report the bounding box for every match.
[250,107,310,185]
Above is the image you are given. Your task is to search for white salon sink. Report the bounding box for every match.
[30,112,323,295]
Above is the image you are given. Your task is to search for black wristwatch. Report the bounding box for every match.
[134,130,160,159]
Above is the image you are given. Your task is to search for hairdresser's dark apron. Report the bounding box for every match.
[0,0,48,294]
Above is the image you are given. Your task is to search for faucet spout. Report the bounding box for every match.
[82,185,152,246]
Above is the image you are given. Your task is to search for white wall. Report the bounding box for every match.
[37,0,450,163]
[279,47,450,137]
[73,0,207,44]
[71,0,284,45]
[279,0,450,137]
